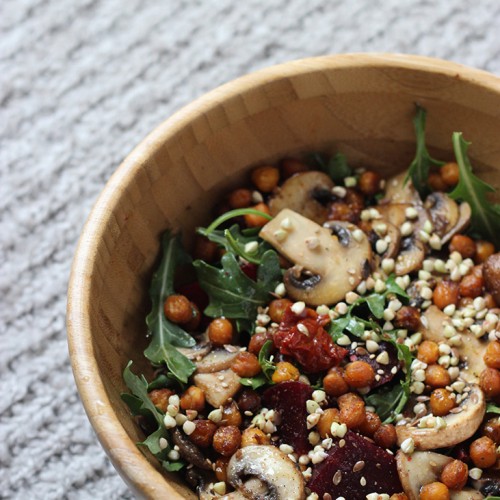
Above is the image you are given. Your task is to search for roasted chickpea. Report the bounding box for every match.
[272,361,300,383]
[440,459,468,490]
[469,436,498,468]
[417,340,440,364]
[244,202,271,228]
[184,302,201,331]
[394,306,421,331]
[358,411,382,438]
[281,158,309,178]
[390,494,409,500]
[420,481,450,500]
[480,367,500,399]
[485,293,497,309]
[317,408,341,438]
[440,162,460,187]
[328,202,359,222]
[193,234,219,262]
[214,457,229,482]
[475,240,496,264]
[227,188,252,209]
[188,419,217,448]
[482,417,500,443]
[180,386,205,412]
[164,294,193,324]
[323,367,349,397]
[358,170,382,196]
[248,331,273,355]
[344,360,375,388]
[433,280,459,310]
[338,392,366,429]
[268,299,292,323]
[241,427,270,447]
[251,165,280,193]
[208,318,233,346]
[426,364,451,388]
[484,341,500,370]
[148,388,174,412]
[220,401,242,427]
[213,425,242,456]
[232,352,262,378]
[430,388,456,417]
[428,173,448,192]
[374,424,397,449]
[459,271,484,299]
[237,389,261,413]
[449,234,476,259]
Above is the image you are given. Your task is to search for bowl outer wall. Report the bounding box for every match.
[67,53,500,499]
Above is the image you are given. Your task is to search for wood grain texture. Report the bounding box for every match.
[67,54,500,499]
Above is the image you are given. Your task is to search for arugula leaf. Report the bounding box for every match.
[194,250,281,331]
[202,208,272,235]
[385,274,409,300]
[326,153,353,182]
[405,105,445,198]
[199,224,271,265]
[449,132,500,247]
[486,403,500,414]
[122,361,165,426]
[365,382,407,423]
[240,375,268,390]
[143,231,196,384]
[365,294,385,319]
[240,340,276,389]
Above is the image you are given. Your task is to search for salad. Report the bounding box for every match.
[122,106,500,500]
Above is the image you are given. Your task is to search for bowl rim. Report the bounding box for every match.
[66,53,500,498]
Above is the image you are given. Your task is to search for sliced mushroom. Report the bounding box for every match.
[260,209,372,306]
[194,369,241,407]
[424,192,459,237]
[269,171,334,224]
[381,172,421,205]
[484,252,500,305]
[396,450,483,500]
[440,202,472,244]
[227,445,305,500]
[369,219,402,260]
[376,202,429,235]
[172,428,212,470]
[471,467,500,498]
[396,384,485,449]
[421,305,488,383]
[394,237,426,276]
[195,349,239,374]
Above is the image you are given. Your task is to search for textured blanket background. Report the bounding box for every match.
[2,0,500,498]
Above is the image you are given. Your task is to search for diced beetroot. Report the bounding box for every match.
[262,381,313,456]
[308,431,402,500]
[240,261,258,281]
[349,342,400,387]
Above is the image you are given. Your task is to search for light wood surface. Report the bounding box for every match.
[67,54,500,499]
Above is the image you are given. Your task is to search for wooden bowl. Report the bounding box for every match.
[67,54,500,499]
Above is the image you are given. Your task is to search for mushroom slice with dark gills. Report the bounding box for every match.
[395,384,486,450]
[396,450,484,500]
[441,201,472,244]
[424,192,461,237]
[260,209,371,306]
[394,236,426,276]
[227,445,305,500]
[268,171,334,225]
[381,172,421,205]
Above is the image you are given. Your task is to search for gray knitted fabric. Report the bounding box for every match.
[2,0,500,498]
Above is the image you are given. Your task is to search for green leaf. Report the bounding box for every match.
[121,361,164,427]
[366,294,385,319]
[194,250,281,326]
[147,373,176,391]
[259,340,276,380]
[144,231,196,384]
[139,426,169,455]
[202,208,272,235]
[161,460,185,472]
[405,105,445,198]
[486,403,500,414]
[365,383,407,423]
[449,132,500,247]
[240,374,268,390]
[325,153,353,182]
[385,274,409,300]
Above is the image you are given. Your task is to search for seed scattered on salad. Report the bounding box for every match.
[122,105,500,500]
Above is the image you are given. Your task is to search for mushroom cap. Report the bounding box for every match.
[394,236,426,276]
[381,172,421,205]
[396,384,486,450]
[269,171,334,224]
[260,209,371,306]
[425,192,460,236]
[227,445,305,500]
[193,369,241,407]
[396,450,484,500]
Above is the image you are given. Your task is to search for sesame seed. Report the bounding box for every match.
[360,477,367,487]
[353,460,365,472]
[332,470,342,485]
[297,323,309,336]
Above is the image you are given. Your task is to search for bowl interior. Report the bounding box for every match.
[67,54,500,499]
